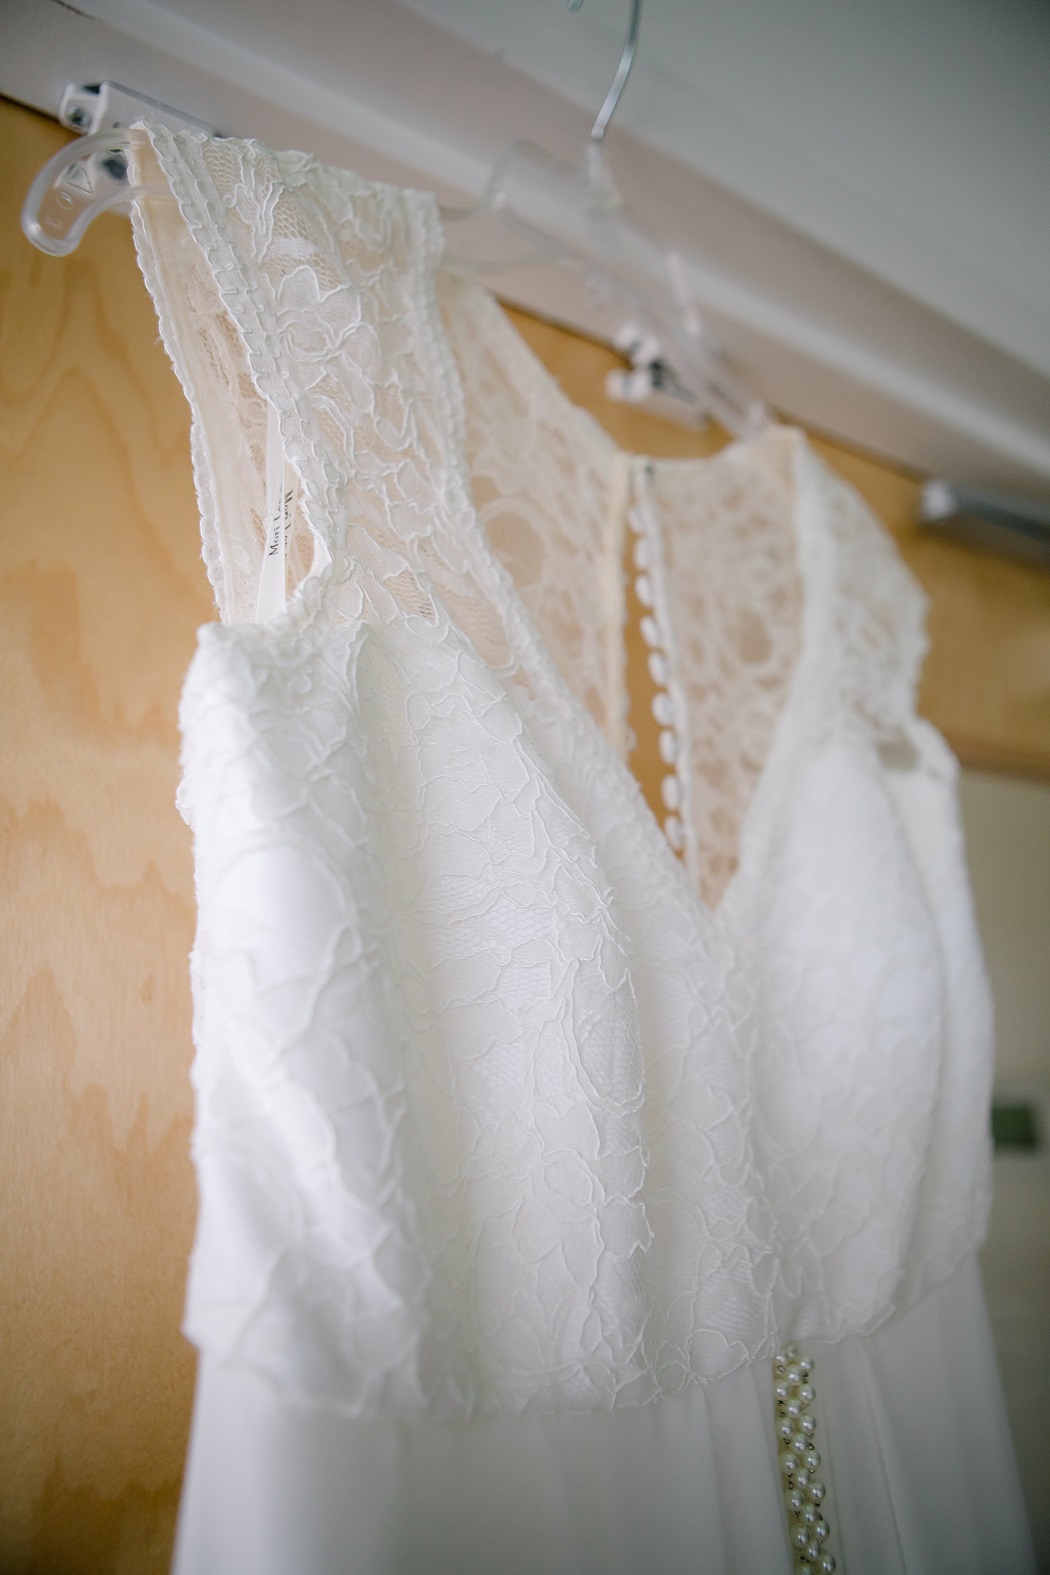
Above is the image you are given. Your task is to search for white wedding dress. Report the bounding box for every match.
[128,127,1035,1573]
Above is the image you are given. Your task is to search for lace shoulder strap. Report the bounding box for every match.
[811,451,929,747]
[132,127,492,638]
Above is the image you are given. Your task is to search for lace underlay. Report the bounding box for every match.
[442,278,631,758]
[641,456,800,903]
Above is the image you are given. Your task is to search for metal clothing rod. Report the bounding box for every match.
[919,480,1050,570]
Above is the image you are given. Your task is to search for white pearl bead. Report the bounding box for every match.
[786,1399,803,1419]
[640,613,662,648]
[815,1517,830,1542]
[634,573,654,607]
[806,1536,822,1561]
[808,1481,826,1504]
[778,1449,799,1475]
[816,1555,836,1574]
[778,1418,795,1444]
[799,1383,815,1406]
[793,1469,811,1490]
[801,1504,818,1528]
[658,728,678,764]
[792,1432,809,1455]
[774,1379,791,1402]
[785,1487,805,1514]
[799,1356,813,1376]
[805,1448,821,1472]
[800,1415,816,1437]
[791,1525,809,1550]
[785,1363,803,1386]
[784,1344,800,1360]
[626,506,645,535]
[632,536,650,571]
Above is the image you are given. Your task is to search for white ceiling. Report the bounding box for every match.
[4,0,1050,495]
[404,0,1050,379]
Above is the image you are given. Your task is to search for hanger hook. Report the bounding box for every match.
[570,0,642,145]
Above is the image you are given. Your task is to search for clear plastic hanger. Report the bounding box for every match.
[20,17,768,436]
[440,0,769,437]
[21,83,214,256]
[22,126,165,257]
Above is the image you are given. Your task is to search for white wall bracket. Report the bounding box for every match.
[58,80,215,136]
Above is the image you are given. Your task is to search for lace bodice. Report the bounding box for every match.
[130,126,993,1420]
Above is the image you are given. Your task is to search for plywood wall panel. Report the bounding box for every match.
[0,99,210,1572]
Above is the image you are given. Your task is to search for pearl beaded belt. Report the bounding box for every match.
[774,1347,836,1574]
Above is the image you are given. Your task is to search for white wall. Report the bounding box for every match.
[961,768,1050,1090]
[962,768,1050,1564]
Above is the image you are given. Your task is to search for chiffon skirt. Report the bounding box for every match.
[172,1256,1035,1575]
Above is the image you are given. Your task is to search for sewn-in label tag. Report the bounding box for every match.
[255,400,299,622]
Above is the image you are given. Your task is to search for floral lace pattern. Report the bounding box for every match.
[648,444,802,905]
[441,275,629,754]
[131,127,993,1421]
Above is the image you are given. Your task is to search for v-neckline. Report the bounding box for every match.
[145,122,832,937]
[425,263,834,935]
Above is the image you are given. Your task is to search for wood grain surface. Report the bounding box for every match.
[0,100,208,1573]
[2,91,1049,1575]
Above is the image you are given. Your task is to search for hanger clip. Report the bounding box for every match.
[606,323,708,428]
[58,82,215,138]
[23,84,216,257]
